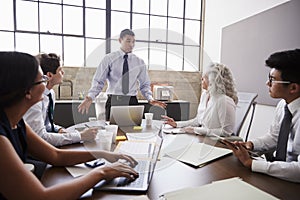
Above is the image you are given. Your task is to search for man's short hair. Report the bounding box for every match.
[120,29,135,39]
[265,49,300,84]
[36,53,61,75]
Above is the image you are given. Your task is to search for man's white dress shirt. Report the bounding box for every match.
[24,88,81,146]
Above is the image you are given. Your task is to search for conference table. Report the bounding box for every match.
[41,120,299,200]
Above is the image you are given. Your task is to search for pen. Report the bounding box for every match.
[84,124,90,128]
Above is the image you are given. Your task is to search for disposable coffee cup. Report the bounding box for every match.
[105,125,118,144]
[145,113,153,126]
[98,130,113,151]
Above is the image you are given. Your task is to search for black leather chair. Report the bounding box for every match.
[233,92,258,140]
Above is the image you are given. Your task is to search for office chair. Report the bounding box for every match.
[148,105,167,120]
[233,92,258,141]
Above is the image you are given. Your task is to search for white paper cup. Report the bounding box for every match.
[144,113,153,126]
[98,130,113,151]
[105,125,118,144]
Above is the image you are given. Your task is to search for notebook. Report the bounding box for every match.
[110,105,145,127]
[94,127,163,192]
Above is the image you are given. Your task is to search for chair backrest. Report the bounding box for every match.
[147,105,167,120]
[233,92,258,137]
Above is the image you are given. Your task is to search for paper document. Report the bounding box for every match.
[115,140,155,159]
[165,142,232,167]
[161,177,279,200]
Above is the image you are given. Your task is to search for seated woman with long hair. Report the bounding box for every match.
[163,63,238,137]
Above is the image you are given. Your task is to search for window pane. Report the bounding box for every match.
[15,33,39,55]
[111,0,130,11]
[86,0,106,9]
[16,0,38,31]
[149,43,166,70]
[167,44,183,71]
[133,0,149,14]
[63,36,84,66]
[168,0,184,18]
[86,38,106,67]
[111,11,130,39]
[40,3,62,34]
[63,6,83,35]
[150,16,167,42]
[168,18,183,43]
[0,32,14,51]
[63,0,82,6]
[134,42,149,67]
[184,46,200,71]
[150,0,167,16]
[185,0,202,20]
[40,35,62,57]
[0,0,14,30]
[42,0,61,3]
[132,14,149,41]
[86,8,106,38]
[110,39,120,52]
[185,20,200,45]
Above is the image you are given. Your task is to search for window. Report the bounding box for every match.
[0,0,203,71]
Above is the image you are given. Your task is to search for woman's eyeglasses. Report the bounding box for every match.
[33,75,49,85]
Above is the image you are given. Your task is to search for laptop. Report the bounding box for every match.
[110,105,144,127]
[94,127,163,192]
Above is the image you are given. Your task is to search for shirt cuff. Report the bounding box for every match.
[251,159,268,173]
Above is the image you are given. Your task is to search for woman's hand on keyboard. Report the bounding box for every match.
[99,151,138,167]
[97,162,139,181]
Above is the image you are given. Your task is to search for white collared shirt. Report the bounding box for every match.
[176,91,236,136]
[252,97,300,182]
[23,88,81,146]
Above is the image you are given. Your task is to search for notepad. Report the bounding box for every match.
[161,177,279,200]
[165,142,232,167]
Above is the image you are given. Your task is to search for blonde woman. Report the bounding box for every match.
[162,63,238,137]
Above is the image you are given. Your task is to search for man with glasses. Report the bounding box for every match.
[24,53,98,147]
[224,49,300,183]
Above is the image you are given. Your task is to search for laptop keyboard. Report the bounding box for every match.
[117,160,149,187]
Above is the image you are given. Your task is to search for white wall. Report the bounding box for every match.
[203,0,289,62]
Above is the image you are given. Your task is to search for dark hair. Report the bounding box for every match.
[265,49,300,84]
[120,29,135,39]
[36,53,61,74]
[0,51,39,108]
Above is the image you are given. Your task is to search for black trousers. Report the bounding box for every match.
[105,95,138,121]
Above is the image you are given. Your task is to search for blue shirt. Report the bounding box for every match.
[88,49,153,101]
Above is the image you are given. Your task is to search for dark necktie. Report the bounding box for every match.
[275,104,292,161]
[122,54,129,94]
[47,93,55,132]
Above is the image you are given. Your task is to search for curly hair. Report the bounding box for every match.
[206,63,238,104]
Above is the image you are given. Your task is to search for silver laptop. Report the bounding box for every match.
[110,105,144,127]
[94,128,163,192]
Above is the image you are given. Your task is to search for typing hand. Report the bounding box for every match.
[149,100,167,109]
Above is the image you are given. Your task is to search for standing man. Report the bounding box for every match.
[24,53,97,146]
[224,49,300,183]
[78,29,166,120]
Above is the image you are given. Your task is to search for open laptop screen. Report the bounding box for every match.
[110,105,144,127]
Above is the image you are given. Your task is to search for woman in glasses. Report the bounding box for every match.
[162,63,238,137]
[0,51,138,200]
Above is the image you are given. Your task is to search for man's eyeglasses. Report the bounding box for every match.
[33,75,49,85]
[268,75,291,85]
